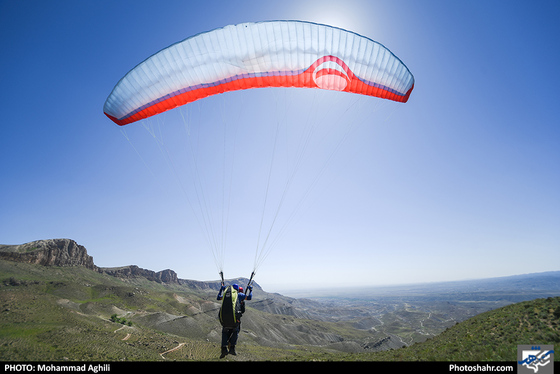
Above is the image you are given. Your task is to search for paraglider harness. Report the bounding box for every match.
[218,285,243,328]
[218,271,254,328]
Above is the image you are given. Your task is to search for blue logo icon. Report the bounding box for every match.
[518,345,554,374]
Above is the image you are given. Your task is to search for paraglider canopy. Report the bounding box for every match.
[104,20,414,126]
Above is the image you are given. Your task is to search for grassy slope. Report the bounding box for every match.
[0,261,217,361]
[1,260,559,362]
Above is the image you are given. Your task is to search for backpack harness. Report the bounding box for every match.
[218,285,243,328]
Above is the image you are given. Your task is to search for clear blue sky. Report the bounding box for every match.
[1,0,559,293]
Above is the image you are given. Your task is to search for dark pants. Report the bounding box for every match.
[221,324,240,347]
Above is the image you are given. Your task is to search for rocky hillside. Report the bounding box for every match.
[0,239,224,291]
[100,265,179,284]
[0,239,95,270]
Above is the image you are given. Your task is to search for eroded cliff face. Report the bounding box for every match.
[99,265,178,284]
[0,239,185,284]
[0,238,96,270]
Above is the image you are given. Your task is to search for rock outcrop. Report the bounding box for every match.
[0,239,96,270]
[99,265,178,284]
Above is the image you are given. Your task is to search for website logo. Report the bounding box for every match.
[518,345,554,374]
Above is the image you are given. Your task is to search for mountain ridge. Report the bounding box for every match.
[3,238,558,296]
[0,239,254,292]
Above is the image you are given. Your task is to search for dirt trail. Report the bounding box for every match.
[160,343,185,359]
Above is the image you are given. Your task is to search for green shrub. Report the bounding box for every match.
[110,314,132,326]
